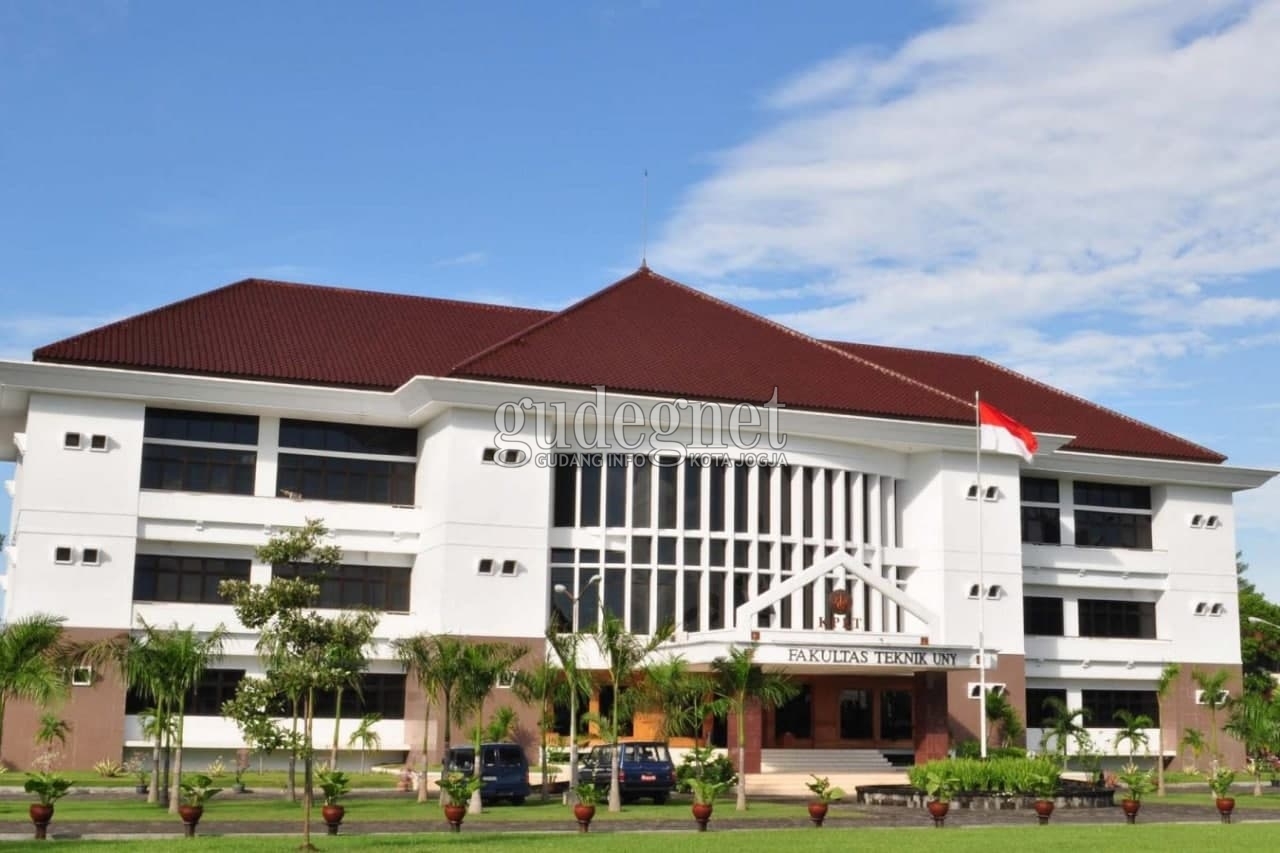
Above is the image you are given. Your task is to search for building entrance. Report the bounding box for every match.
[767,676,915,749]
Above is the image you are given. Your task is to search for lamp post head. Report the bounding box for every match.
[554,584,569,596]
[585,574,601,589]
[1247,615,1280,630]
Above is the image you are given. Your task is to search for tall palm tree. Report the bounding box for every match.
[1224,693,1280,795]
[593,614,673,812]
[347,713,382,774]
[545,629,594,797]
[1155,663,1180,795]
[0,613,70,764]
[710,644,798,812]
[455,641,526,813]
[1039,696,1089,768]
[984,689,1024,749]
[511,660,567,801]
[1113,709,1153,758]
[391,633,439,803]
[637,655,722,746]
[1190,668,1232,764]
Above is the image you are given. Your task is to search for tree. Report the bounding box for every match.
[34,713,71,751]
[221,677,289,774]
[592,614,673,812]
[1224,693,1280,796]
[1039,696,1089,768]
[1180,728,1207,772]
[544,629,594,799]
[221,519,379,852]
[511,659,568,802]
[0,613,70,764]
[1190,668,1232,764]
[984,689,1024,748]
[456,641,526,813]
[391,633,439,803]
[1155,662,1180,795]
[1112,709,1153,758]
[1238,553,1280,697]
[347,713,382,774]
[710,644,799,812]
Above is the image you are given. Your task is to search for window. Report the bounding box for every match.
[1074,510,1152,549]
[273,563,412,612]
[880,690,913,741]
[1023,596,1065,636]
[1021,507,1061,545]
[141,444,256,495]
[477,559,494,575]
[128,669,246,716]
[147,408,259,445]
[1081,689,1159,726]
[81,547,102,566]
[311,673,407,720]
[53,546,74,564]
[133,555,252,604]
[1021,477,1060,504]
[1025,688,1067,728]
[71,666,93,686]
[276,453,415,505]
[839,688,873,739]
[657,460,678,529]
[684,457,702,530]
[553,464,577,527]
[279,419,416,456]
[1078,599,1157,639]
[63,431,82,450]
[1073,481,1151,510]
[89,434,109,451]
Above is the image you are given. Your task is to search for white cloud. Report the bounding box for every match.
[431,251,488,268]
[652,0,1280,394]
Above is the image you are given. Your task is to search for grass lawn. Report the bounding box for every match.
[0,824,1277,852]
[1157,791,1280,809]
[0,795,819,824]
[0,769,405,790]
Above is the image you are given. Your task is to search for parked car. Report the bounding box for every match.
[442,742,531,805]
[582,741,676,804]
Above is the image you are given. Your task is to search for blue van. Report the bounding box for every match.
[442,743,531,805]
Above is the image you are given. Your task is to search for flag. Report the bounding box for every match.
[978,401,1038,462]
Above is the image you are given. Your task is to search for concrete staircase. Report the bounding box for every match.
[760,748,898,774]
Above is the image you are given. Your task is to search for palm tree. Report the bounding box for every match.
[984,689,1024,749]
[1155,663,1180,795]
[347,713,382,774]
[1180,728,1208,773]
[593,614,673,812]
[637,655,723,746]
[456,641,526,813]
[1039,696,1089,768]
[34,713,71,751]
[544,629,594,798]
[391,633,439,802]
[0,613,70,763]
[511,659,568,801]
[1190,668,1231,763]
[1224,693,1280,795]
[1113,709,1153,758]
[710,644,799,812]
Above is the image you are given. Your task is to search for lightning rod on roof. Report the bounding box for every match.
[641,168,649,269]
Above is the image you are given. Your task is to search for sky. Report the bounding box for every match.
[1,1,1278,597]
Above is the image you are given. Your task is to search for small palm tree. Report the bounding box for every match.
[1155,663,1180,795]
[1039,697,1089,768]
[710,644,799,812]
[985,689,1024,748]
[1113,709,1153,758]
[1224,694,1280,796]
[347,713,382,774]
[1190,668,1231,763]
[1180,728,1207,773]
[511,659,569,801]
[0,614,71,763]
[34,713,72,750]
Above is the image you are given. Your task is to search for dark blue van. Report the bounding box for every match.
[442,743,531,805]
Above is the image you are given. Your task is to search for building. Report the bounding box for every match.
[0,268,1271,772]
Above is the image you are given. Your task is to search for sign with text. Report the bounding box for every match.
[781,645,976,670]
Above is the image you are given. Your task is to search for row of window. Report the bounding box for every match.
[140,409,418,505]
[132,554,411,612]
[1023,597,1157,639]
[1025,688,1159,727]
[124,670,407,719]
[1021,478,1154,549]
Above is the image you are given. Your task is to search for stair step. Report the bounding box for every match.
[760,749,898,773]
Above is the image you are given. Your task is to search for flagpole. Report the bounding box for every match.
[975,390,988,760]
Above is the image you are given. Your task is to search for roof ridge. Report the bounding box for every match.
[239,277,550,316]
[971,354,1226,462]
[826,338,978,360]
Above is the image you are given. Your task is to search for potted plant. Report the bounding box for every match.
[436,772,482,832]
[126,753,149,795]
[688,777,728,832]
[23,772,72,840]
[1117,763,1153,824]
[317,768,351,835]
[232,749,251,794]
[571,781,600,832]
[920,768,957,828]
[177,773,221,837]
[1209,767,1237,823]
[804,774,845,827]
[1024,768,1059,825]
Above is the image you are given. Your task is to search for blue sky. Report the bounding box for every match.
[2,1,1278,596]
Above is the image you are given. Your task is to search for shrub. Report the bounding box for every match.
[93,759,124,778]
[910,756,1062,795]
[674,746,737,793]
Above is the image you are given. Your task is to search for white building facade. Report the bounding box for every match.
[0,269,1270,771]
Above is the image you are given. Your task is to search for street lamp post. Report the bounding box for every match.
[555,574,600,797]
[1246,616,1280,631]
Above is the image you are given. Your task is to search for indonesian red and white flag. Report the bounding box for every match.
[978,401,1038,462]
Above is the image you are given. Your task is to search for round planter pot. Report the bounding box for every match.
[1216,797,1235,824]
[573,803,596,833]
[1121,798,1141,824]
[322,804,345,835]
[178,804,204,838]
[29,804,54,841]
[443,803,467,833]
[1034,799,1055,825]
[808,801,829,827]
[926,800,949,828]
[691,802,714,832]
[134,784,149,795]
[232,783,247,794]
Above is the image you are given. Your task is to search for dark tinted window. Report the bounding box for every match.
[127,669,246,716]
[1073,481,1151,510]
[1078,599,1157,639]
[140,444,256,494]
[144,408,258,445]
[311,673,407,720]
[1022,506,1061,544]
[1020,477,1060,504]
[279,419,417,456]
[1074,511,1152,549]
[273,563,412,612]
[1026,688,1067,727]
[553,464,577,527]
[133,555,251,604]
[1023,596,1065,635]
[1082,689,1159,726]
[277,453,414,505]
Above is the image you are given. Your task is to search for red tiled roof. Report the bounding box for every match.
[825,341,1225,463]
[31,270,1225,463]
[33,279,552,390]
